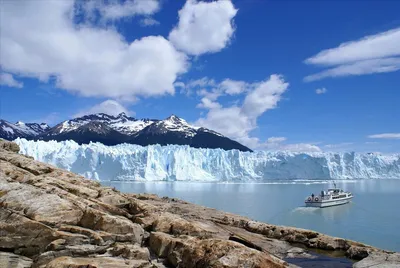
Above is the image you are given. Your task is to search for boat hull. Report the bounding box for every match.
[305,196,353,208]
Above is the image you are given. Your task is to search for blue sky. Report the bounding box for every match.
[0,0,399,153]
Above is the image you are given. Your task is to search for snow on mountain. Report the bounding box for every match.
[0,120,49,140]
[16,139,400,181]
[35,113,251,151]
[155,115,199,136]
[1,113,250,151]
[46,113,152,136]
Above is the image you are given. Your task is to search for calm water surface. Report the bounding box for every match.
[103,179,400,252]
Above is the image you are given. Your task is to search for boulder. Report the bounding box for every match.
[0,139,20,152]
[346,246,370,260]
[149,232,286,268]
[109,243,150,260]
[353,252,400,268]
[44,256,151,268]
[0,252,32,268]
[152,213,212,237]
[79,207,144,243]
[0,208,57,256]
[0,178,84,226]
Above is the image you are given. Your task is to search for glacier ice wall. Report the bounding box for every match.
[15,139,400,181]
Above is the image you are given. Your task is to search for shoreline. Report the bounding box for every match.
[1,139,399,268]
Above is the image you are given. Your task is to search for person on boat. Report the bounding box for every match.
[311,193,314,200]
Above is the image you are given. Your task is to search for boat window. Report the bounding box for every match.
[332,194,347,199]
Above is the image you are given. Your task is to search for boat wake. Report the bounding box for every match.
[291,207,319,214]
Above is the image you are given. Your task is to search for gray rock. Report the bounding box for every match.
[353,252,400,268]
[0,252,32,268]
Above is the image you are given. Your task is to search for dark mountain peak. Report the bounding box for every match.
[40,123,50,130]
[167,114,178,119]
[79,121,112,134]
[1,113,252,152]
[164,114,189,125]
[117,112,127,118]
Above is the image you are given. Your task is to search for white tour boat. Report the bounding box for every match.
[304,183,353,208]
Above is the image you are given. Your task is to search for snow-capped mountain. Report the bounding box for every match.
[132,115,250,151]
[16,139,400,181]
[0,120,49,140]
[1,113,252,152]
[44,113,154,136]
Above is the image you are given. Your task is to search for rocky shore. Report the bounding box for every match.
[1,139,399,268]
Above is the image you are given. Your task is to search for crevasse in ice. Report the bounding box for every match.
[15,138,400,181]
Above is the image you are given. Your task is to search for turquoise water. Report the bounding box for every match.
[103,179,400,252]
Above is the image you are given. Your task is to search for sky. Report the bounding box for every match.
[0,0,399,153]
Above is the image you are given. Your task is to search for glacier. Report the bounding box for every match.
[15,138,400,181]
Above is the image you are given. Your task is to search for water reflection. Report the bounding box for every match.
[316,203,353,221]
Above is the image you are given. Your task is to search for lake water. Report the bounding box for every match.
[103,179,400,252]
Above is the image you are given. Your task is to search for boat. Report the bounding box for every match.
[304,183,353,208]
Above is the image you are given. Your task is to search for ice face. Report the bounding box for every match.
[15,138,400,181]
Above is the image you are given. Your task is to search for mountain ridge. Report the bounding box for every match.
[0,113,252,152]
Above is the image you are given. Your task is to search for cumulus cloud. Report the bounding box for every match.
[368,133,400,139]
[182,77,248,100]
[169,0,238,55]
[258,136,321,152]
[74,100,133,118]
[220,79,247,95]
[304,27,400,81]
[98,0,160,20]
[195,75,289,149]
[0,73,23,88]
[196,97,222,109]
[315,87,327,94]
[140,17,160,27]
[0,0,187,100]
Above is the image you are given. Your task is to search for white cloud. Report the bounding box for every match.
[140,17,160,27]
[196,105,254,145]
[196,97,222,109]
[259,136,321,152]
[315,87,327,94]
[368,133,400,139]
[241,75,289,119]
[323,142,355,152]
[324,142,353,148]
[74,100,133,118]
[99,0,160,20]
[267,137,287,143]
[305,27,400,66]
[281,143,322,152]
[184,77,249,100]
[180,77,217,96]
[305,58,400,82]
[195,75,289,149]
[35,112,61,126]
[220,79,247,95]
[0,73,23,88]
[169,0,238,55]
[197,89,222,101]
[0,0,188,100]
[304,27,400,81]
[187,77,217,88]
